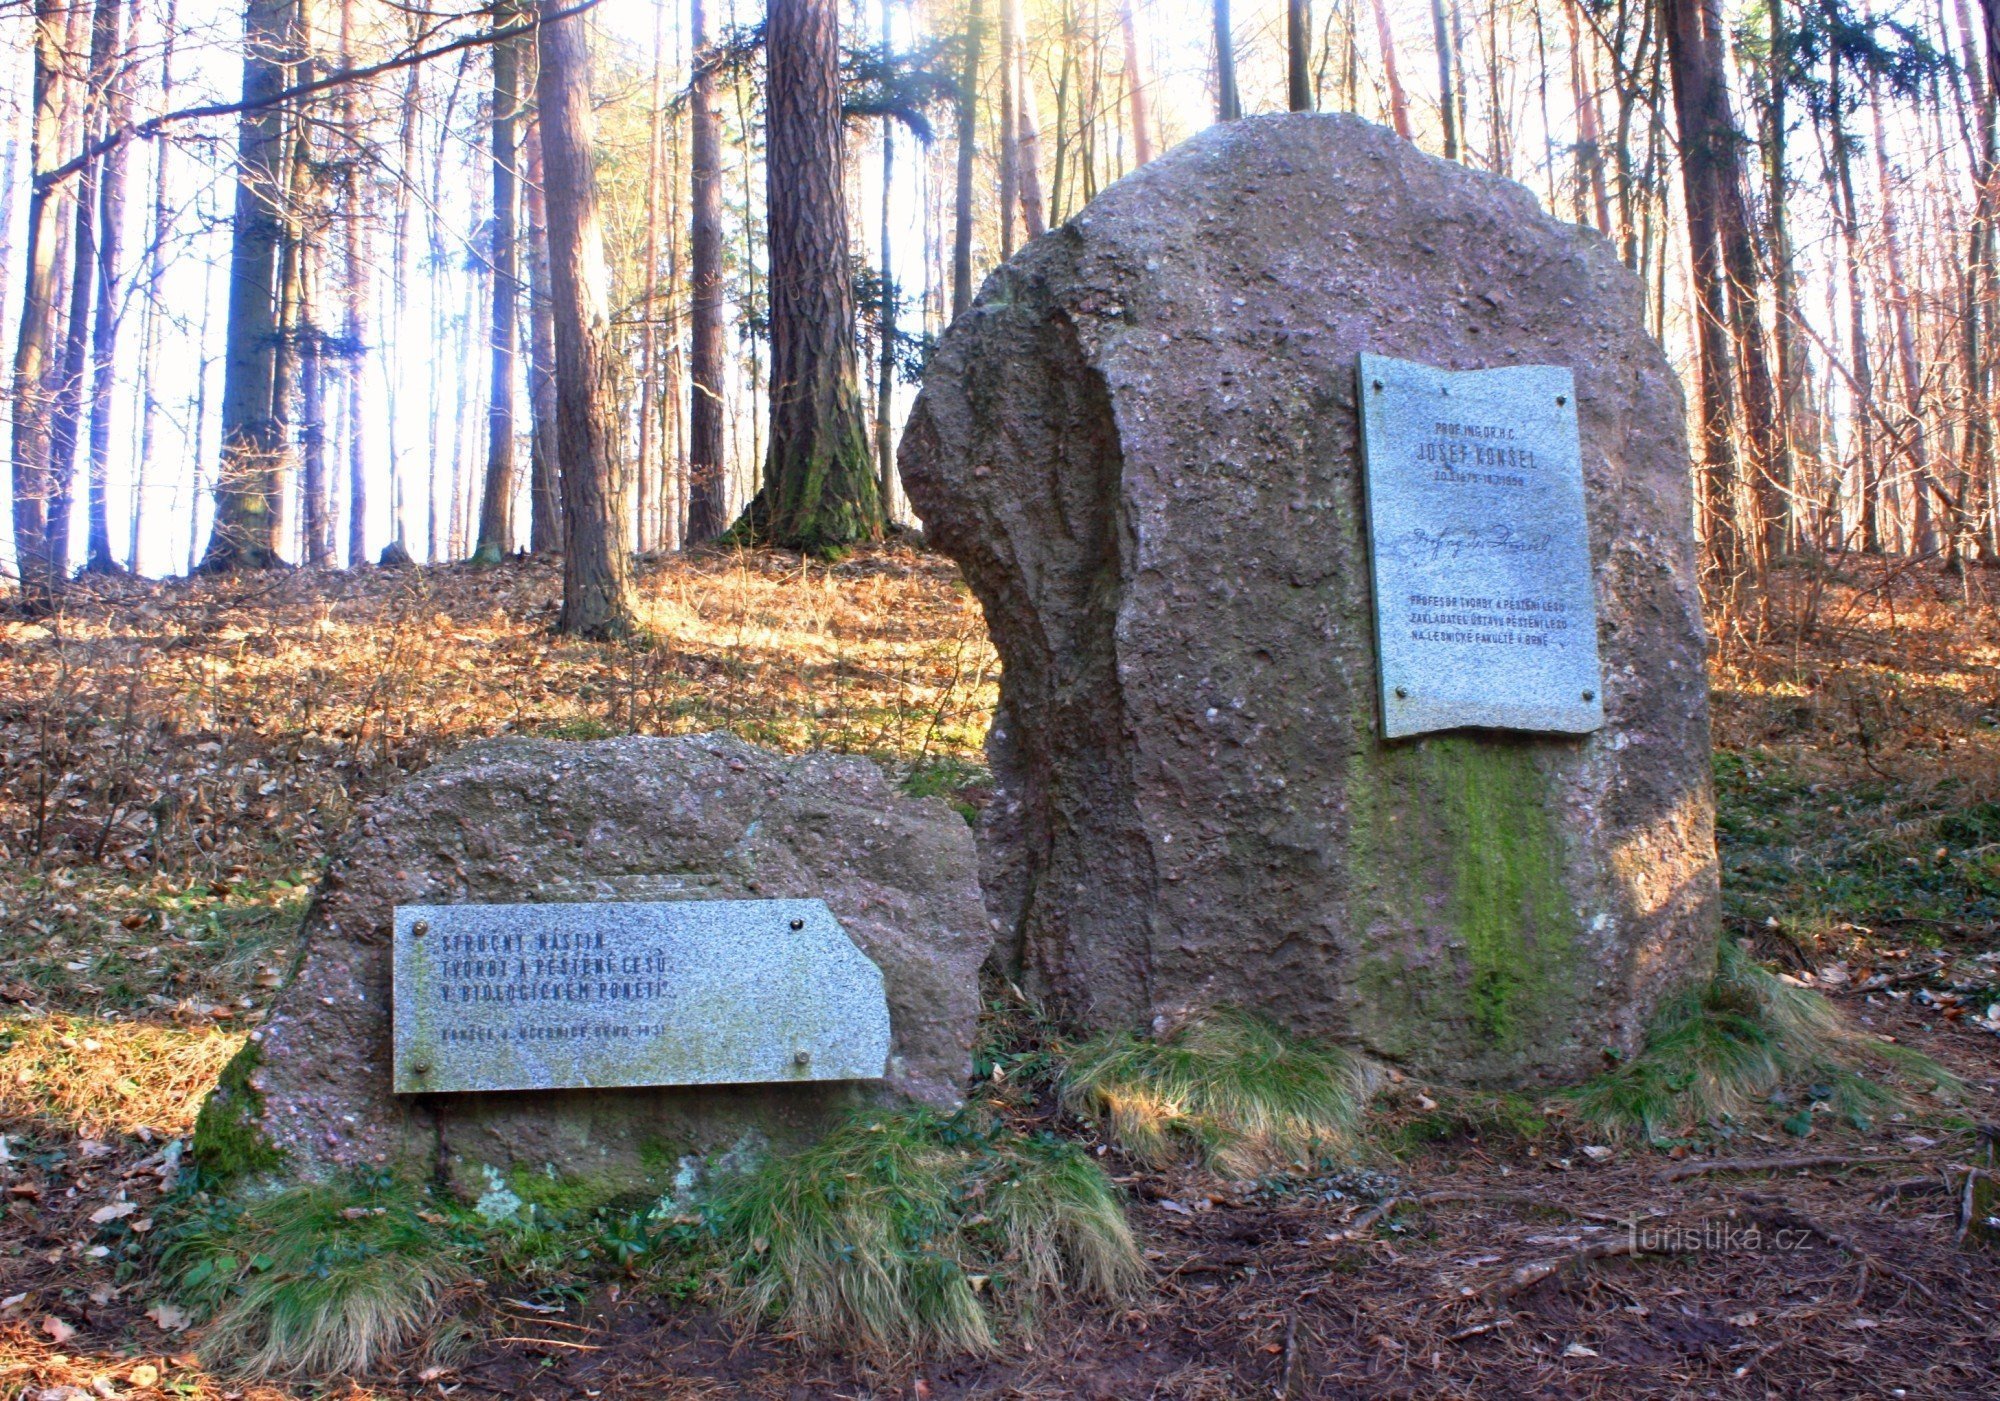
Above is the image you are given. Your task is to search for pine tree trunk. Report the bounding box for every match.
[1368,0,1410,139]
[474,0,526,563]
[10,0,70,610]
[685,0,728,541]
[1431,0,1457,159]
[752,0,881,551]
[202,0,292,570]
[999,0,1019,256]
[1214,0,1240,120]
[84,0,131,575]
[524,121,563,552]
[49,0,122,586]
[133,0,178,574]
[1869,72,1939,557]
[951,0,983,316]
[1010,0,1045,236]
[1828,48,1881,553]
[536,0,635,634]
[1288,0,1311,111]
[876,0,896,516]
[337,0,368,566]
[1119,0,1154,161]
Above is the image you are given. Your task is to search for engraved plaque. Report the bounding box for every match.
[1357,352,1605,739]
[391,899,892,1094]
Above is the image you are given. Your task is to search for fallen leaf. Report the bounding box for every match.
[1562,1342,1600,1358]
[1727,1311,1758,1327]
[144,1303,189,1332]
[1845,1317,1879,1330]
[89,1202,138,1224]
[1,1292,27,1310]
[1581,1145,1614,1162]
[42,1314,77,1344]
[127,1365,159,1389]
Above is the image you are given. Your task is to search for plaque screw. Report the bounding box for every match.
[411,919,429,938]
[789,917,805,931]
[411,1062,431,1076]
[794,1050,812,1067]
[1582,690,1596,702]
[1393,686,1409,699]
[1557,395,1568,407]
[1371,379,1383,392]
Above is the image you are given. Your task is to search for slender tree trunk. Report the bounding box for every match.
[1214,0,1240,120]
[84,0,131,573]
[300,243,331,565]
[1968,0,2000,560]
[951,0,983,315]
[1010,0,1045,236]
[202,0,291,570]
[685,0,728,541]
[474,0,526,562]
[132,0,177,574]
[524,121,563,552]
[10,0,70,610]
[1763,0,1804,551]
[1869,71,1939,556]
[1119,0,1154,160]
[751,0,881,550]
[1829,44,1880,552]
[337,0,368,566]
[536,0,634,633]
[49,0,122,586]
[631,0,667,551]
[1369,0,1411,140]
[876,0,897,517]
[999,0,1019,255]
[1565,0,1610,235]
[1431,0,1457,159]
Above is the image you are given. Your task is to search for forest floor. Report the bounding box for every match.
[0,548,1997,1399]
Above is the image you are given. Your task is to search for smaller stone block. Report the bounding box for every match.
[392,899,891,1095]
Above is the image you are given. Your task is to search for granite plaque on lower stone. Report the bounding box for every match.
[391,899,892,1094]
[1357,352,1605,739]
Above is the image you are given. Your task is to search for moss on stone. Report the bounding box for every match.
[1345,732,1581,1072]
[191,1040,282,1187]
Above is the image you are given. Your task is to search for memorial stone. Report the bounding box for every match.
[200,735,990,1190]
[901,113,1720,1085]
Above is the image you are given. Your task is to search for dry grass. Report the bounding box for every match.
[0,1013,244,1138]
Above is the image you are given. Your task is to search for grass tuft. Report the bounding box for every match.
[1570,939,1963,1141]
[707,1107,1142,1356]
[1060,1009,1382,1177]
[164,1173,466,1380]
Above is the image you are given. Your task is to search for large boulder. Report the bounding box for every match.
[203,734,990,1190]
[899,113,1717,1085]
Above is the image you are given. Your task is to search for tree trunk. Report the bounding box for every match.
[1969,0,2000,559]
[876,0,897,517]
[1288,0,1311,111]
[474,0,526,563]
[751,0,881,551]
[1762,0,1805,551]
[523,120,563,552]
[1368,0,1410,140]
[999,0,1019,256]
[535,0,635,634]
[1564,0,1610,235]
[202,0,292,570]
[1829,49,1880,553]
[1010,0,1045,237]
[1214,0,1240,120]
[1869,70,1939,556]
[1662,0,1744,577]
[1431,0,1457,159]
[1119,0,1154,159]
[685,0,728,541]
[84,0,131,574]
[951,0,983,315]
[10,0,70,610]
[338,0,368,566]
[49,0,122,586]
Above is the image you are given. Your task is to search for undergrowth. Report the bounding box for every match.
[1060,1009,1382,1176]
[163,1173,468,1381]
[706,1106,1142,1355]
[1570,939,1963,1142]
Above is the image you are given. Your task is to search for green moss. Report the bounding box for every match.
[1345,733,1579,1066]
[191,1041,281,1187]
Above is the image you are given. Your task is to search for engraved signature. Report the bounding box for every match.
[1390,526,1554,562]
